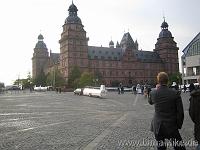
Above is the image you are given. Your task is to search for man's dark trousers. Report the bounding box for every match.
[155,124,186,150]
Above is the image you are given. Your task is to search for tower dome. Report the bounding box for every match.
[38,34,44,41]
[68,2,78,12]
[65,1,82,24]
[161,20,169,29]
[159,19,172,38]
[35,34,47,49]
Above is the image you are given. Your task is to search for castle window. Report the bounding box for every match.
[101,56,104,60]
[103,71,105,76]
[92,50,95,53]
[94,56,98,59]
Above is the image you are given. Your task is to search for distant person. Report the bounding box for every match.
[189,76,200,150]
[183,84,187,93]
[147,85,151,98]
[148,72,186,150]
[118,83,122,94]
[132,85,136,94]
[121,86,124,94]
[141,85,144,94]
[171,82,179,91]
[189,83,195,92]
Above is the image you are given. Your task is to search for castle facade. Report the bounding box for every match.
[32,2,179,86]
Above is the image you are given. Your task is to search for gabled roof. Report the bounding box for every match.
[50,53,60,64]
[182,32,200,57]
[120,32,135,48]
[88,46,123,60]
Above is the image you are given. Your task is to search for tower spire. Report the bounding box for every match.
[162,11,166,21]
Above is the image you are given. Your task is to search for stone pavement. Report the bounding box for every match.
[0,91,196,150]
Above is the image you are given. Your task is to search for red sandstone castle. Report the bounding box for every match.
[32,2,179,86]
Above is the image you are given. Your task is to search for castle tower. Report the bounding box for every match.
[120,32,138,51]
[109,40,114,48]
[59,1,89,81]
[32,34,49,79]
[154,19,179,75]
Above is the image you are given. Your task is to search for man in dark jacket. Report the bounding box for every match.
[148,72,186,150]
[189,76,200,150]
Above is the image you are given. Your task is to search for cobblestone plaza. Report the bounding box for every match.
[0,91,195,150]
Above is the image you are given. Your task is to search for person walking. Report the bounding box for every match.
[189,82,195,92]
[147,85,151,98]
[189,76,200,150]
[183,84,187,93]
[148,72,186,150]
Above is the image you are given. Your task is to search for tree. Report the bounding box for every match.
[54,70,66,87]
[46,69,66,87]
[13,72,34,89]
[111,80,120,87]
[68,66,81,88]
[0,82,4,93]
[0,82,5,88]
[93,71,103,86]
[78,72,94,88]
[33,71,47,86]
[46,72,53,86]
[168,72,182,86]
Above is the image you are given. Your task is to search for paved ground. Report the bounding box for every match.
[0,91,196,150]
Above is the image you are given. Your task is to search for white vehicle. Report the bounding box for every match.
[34,85,48,92]
[74,85,107,98]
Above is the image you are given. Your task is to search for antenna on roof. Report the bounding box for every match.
[162,11,166,21]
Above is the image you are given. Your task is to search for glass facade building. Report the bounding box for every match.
[181,32,200,84]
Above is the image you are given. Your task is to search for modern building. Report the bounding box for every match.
[181,32,200,84]
[32,2,179,86]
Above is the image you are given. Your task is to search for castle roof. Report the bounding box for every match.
[120,32,135,48]
[35,34,47,49]
[88,46,162,63]
[135,51,163,63]
[88,46,123,60]
[159,19,172,38]
[50,53,60,64]
[65,1,82,25]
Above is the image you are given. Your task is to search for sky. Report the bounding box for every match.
[0,0,199,85]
